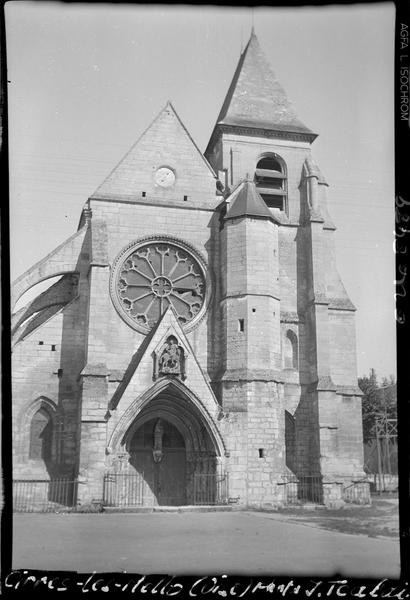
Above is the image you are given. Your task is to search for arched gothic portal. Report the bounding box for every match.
[112,386,222,506]
[128,418,187,505]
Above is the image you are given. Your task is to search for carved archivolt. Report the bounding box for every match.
[107,377,228,459]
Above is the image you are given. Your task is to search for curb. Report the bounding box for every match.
[103,505,235,514]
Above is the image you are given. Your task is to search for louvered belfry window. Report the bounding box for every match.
[254,155,287,211]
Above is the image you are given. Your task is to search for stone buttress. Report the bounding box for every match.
[217,180,285,506]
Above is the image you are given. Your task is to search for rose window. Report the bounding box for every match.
[111,240,207,332]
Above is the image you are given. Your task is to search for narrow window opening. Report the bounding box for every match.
[51,345,56,351]
[238,319,245,332]
[259,448,265,458]
[284,330,298,369]
[38,341,44,346]
[285,411,296,474]
[57,369,63,378]
[29,408,53,460]
[252,308,256,313]
[254,154,287,213]
[183,195,188,201]
[142,191,146,197]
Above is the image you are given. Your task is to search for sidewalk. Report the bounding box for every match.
[259,497,399,539]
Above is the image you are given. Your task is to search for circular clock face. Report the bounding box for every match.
[154,167,176,188]
[111,239,208,332]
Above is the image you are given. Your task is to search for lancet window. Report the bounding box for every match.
[29,407,53,460]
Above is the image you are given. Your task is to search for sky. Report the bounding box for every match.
[6,2,396,379]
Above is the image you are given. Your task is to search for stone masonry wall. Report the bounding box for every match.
[318,392,365,478]
[221,215,281,373]
[12,275,89,479]
[13,315,64,478]
[219,409,247,502]
[328,310,359,387]
[246,380,285,506]
[219,380,285,507]
[89,200,219,376]
[75,198,224,501]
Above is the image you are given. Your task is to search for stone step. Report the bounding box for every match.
[103,504,235,514]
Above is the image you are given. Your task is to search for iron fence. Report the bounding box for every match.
[103,472,147,507]
[281,475,323,505]
[193,472,229,505]
[13,479,77,512]
[343,480,370,503]
[367,473,398,494]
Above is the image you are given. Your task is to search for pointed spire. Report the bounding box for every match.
[213,32,315,139]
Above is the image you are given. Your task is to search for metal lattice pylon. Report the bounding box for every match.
[374,415,398,493]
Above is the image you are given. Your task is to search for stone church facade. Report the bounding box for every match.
[11,32,368,508]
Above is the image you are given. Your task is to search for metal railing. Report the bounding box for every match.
[343,480,371,503]
[368,473,398,494]
[281,475,323,505]
[13,478,77,512]
[103,472,147,507]
[104,471,229,507]
[193,472,229,505]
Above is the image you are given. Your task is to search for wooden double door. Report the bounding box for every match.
[129,418,186,506]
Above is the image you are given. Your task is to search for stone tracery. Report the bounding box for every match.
[113,241,206,331]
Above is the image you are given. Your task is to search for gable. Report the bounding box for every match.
[109,307,220,421]
[91,103,217,206]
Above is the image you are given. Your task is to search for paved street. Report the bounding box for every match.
[12,511,400,577]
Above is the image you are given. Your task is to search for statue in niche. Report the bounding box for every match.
[152,419,164,463]
[158,335,185,378]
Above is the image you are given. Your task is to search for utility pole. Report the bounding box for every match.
[375,417,383,495]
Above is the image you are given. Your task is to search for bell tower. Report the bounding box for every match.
[207,30,367,506]
[205,29,317,222]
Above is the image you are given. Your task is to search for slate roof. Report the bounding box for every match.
[225,180,279,222]
[215,31,315,137]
